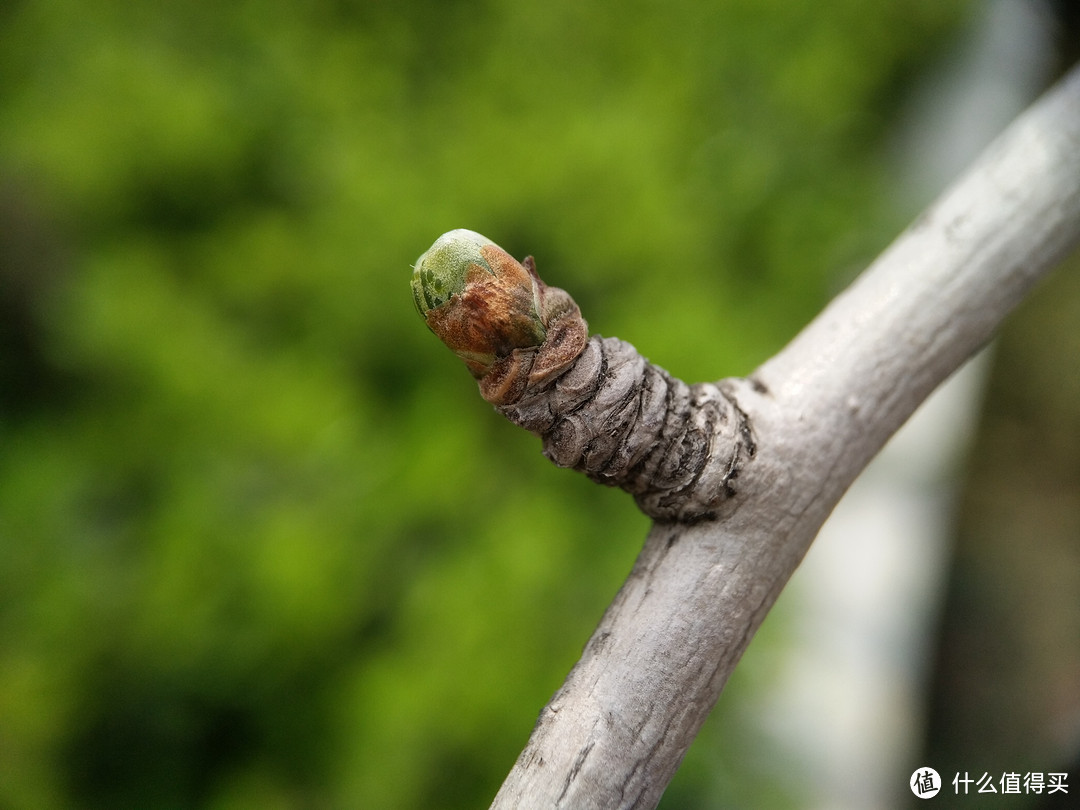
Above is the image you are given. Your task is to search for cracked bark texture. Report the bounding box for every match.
[497,335,756,523]
[415,63,1080,810]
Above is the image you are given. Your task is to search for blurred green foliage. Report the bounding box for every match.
[0,0,970,807]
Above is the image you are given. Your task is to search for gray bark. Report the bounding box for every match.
[498,335,755,522]
[490,63,1080,809]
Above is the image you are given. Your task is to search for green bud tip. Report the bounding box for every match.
[411,228,492,316]
[411,229,548,378]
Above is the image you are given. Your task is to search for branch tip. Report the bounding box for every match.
[412,230,756,522]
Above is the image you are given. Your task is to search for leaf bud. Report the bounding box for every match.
[411,229,548,378]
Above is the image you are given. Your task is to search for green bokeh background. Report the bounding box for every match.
[0,1,972,807]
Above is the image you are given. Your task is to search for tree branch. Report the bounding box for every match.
[416,62,1080,809]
